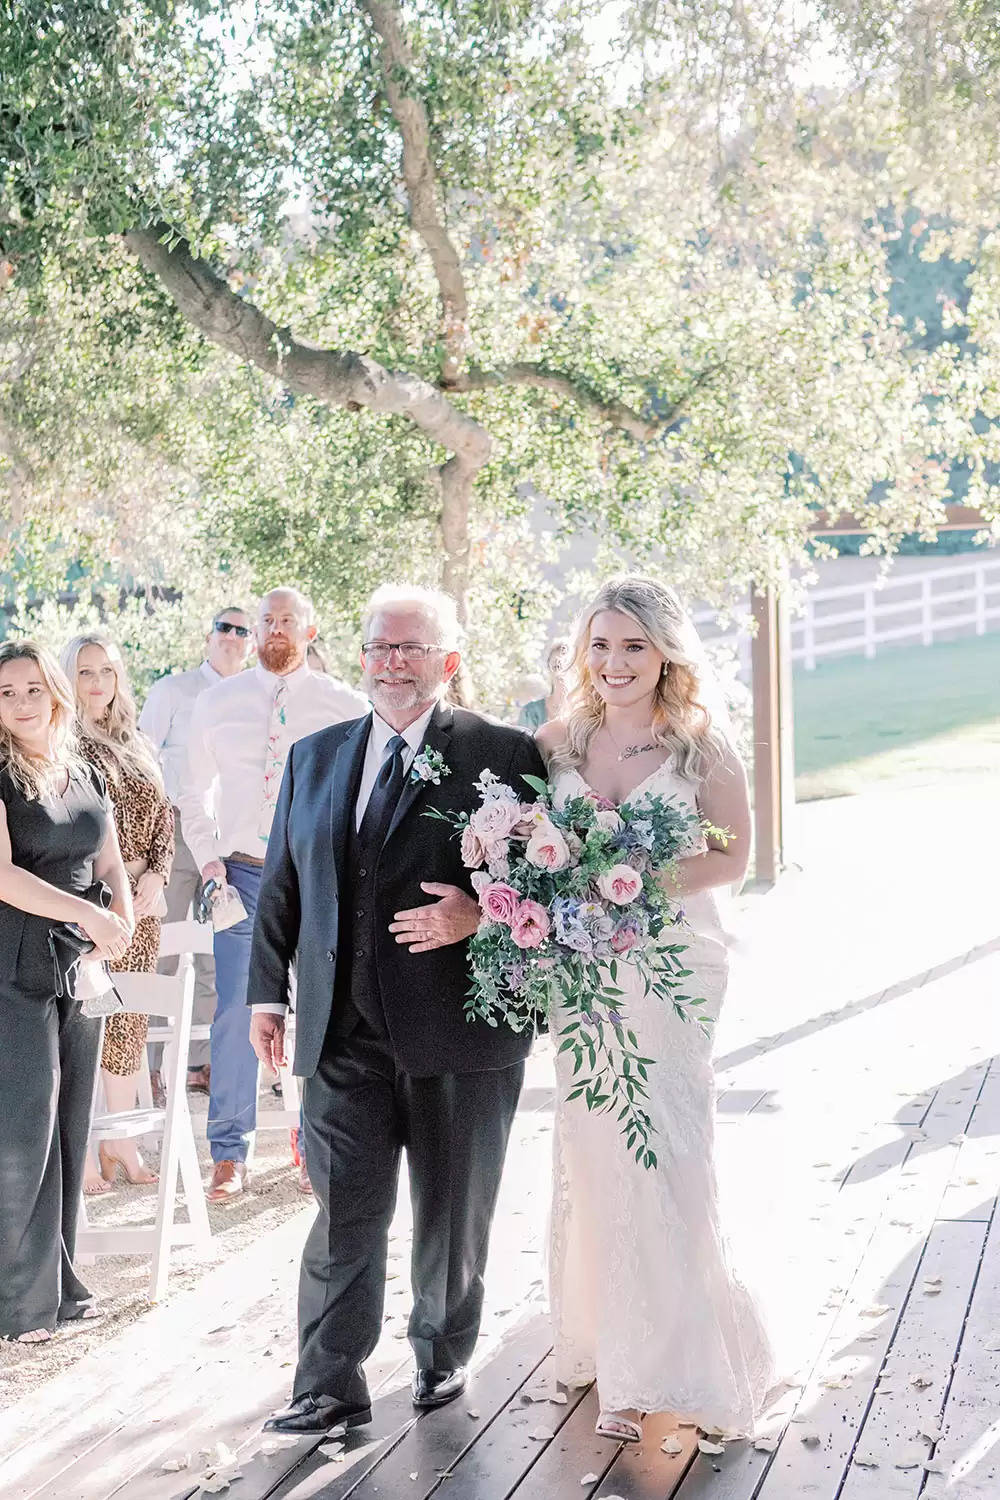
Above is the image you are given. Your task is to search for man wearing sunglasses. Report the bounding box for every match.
[139,606,254,1101]
[179,587,368,1202]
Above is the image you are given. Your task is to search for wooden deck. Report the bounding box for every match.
[2,780,999,1500]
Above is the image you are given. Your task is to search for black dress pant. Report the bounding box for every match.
[0,985,102,1336]
[295,1016,524,1405]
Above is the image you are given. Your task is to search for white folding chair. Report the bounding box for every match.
[77,920,213,1301]
[138,921,301,1141]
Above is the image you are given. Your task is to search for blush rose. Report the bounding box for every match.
[460,824,487,868]
[469,798,522,844]
[611,919,642,953]
[525,821,572,871]
[479,882,521,925]
[510,900,551,948]
[596,864,644,905]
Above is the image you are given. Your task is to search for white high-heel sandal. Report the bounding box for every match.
[595,1410,643,1443]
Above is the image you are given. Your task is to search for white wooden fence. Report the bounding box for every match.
[692,555,1000,673]
[793,556,1000,669]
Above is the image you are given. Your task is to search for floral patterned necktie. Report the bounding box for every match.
[258,676,290,845]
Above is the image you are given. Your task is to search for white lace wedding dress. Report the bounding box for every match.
[548,761,774,1432]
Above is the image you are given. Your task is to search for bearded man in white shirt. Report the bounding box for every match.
[139,606,253,1100]
[179,587,368,1201]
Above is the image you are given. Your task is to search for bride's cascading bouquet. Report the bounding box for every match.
[428,769,712,1168]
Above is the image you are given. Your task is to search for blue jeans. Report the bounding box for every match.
[207,861,263,1165]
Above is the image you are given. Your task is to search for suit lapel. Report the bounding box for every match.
[384,700,454,848]
[329,715,371,891]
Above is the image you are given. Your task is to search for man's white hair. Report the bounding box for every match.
[259,585,316,627]
[362,585,463,649]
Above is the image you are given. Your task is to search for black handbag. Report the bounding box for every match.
[47,881,122,1011]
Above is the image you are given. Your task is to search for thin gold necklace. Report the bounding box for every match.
[603,719,658,764]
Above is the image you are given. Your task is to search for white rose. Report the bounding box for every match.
[594,808,624,833]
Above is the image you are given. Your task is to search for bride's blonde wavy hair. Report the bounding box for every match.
[552,576,725,783]
[60,633,164,792]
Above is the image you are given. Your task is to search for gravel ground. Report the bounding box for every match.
[0,1081,315,1405]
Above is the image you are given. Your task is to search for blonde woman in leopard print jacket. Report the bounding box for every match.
[61,634,173,1193]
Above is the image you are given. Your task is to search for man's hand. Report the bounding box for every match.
[250,1011,287,1071]
[389,882,481,953]
[201,859,226,885]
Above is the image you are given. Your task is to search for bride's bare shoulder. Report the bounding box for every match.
[534,718,569,762]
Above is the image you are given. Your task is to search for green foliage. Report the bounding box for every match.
[2,0,999,708]
[4,575,251,702]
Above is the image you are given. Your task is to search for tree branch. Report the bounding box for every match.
[358,0,469,384]
[123,222,489,469]
[451,360,724,441]
[123,221,486,609]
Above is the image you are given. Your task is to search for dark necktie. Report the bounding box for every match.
[358,733,407,847]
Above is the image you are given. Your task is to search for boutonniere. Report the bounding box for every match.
[411,747,451,785]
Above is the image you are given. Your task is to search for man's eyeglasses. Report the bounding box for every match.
[214,620,252,638]
[362,642,444,664]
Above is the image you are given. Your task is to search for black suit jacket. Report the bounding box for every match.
[249,701,547,1078]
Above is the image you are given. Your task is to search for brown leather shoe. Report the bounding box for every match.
[206,1160,249,1202]
[187,1065,211,1095]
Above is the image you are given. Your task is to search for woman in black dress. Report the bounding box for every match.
[0,640,133,1345]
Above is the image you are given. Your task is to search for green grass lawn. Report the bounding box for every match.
[793,632,1000,800]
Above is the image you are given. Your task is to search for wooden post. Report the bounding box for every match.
[750,585,793,885]
[743,503,988,887]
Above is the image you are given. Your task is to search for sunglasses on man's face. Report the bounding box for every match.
[214,620,252,638]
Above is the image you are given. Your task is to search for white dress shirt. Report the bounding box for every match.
[179,662,369,873]
[251,703,437,1015]
[138,660,223,806]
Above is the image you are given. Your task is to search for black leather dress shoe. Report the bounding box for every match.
[411,1367,467,1408]
[263,1393,372,1434]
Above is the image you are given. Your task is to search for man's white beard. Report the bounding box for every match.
[368,675,442,716]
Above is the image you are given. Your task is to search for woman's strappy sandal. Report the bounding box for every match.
[2,1328,53,1346]
[595,1409,644,1443]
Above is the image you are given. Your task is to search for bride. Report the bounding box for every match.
[536,575,774,1444]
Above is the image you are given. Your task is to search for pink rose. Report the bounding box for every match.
[585,791,618,812]
[469,798,522,843]
[479,882,521,925]
[460,824,487,868]
[525,821,572,871]
[510,899,551,949]
[611,922,641,953]
[596,863,644,905]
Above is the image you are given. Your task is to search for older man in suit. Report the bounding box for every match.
[249,585,545,1435]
